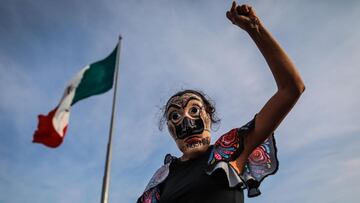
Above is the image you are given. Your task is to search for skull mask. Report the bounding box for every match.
[165,93,211,140]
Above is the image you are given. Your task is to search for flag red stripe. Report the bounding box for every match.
[33,107,68,148]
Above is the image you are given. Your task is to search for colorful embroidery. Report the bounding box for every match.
[144,164,170,192]
[138,154,177,203]
[207,128,244,169]
[139,114,279,201]
[206,116,255,171]
[206,114,279,198]
[242,133,278,182]
[138,187,160,203]
[249,144,271,166]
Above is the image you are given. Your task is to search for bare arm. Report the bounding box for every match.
[226,1,306,172]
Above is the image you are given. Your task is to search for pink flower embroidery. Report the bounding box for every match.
[249,146,270,165]
[217,129,238,148]
[214,152,222,160]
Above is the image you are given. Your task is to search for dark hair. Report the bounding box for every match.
[159,89,220,131]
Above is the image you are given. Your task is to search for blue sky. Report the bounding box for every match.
[1,0,359,202]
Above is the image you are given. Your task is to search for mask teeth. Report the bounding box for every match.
[186,140,201,149]
[185,138,210,149]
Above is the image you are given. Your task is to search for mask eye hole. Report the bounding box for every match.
[169,111,182,123]
[189,106,201,117]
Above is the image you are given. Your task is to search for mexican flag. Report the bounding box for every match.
[33,45,118,148]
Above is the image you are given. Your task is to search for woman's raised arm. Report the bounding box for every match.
[226,1,306,169]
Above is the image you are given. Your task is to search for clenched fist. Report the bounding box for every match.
[226,1,261,32]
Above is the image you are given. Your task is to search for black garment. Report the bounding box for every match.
[158,146,244,203]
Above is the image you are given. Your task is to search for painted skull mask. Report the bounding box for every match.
[165,93,212,155]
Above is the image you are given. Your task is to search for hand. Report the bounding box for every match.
[226,1,261,32]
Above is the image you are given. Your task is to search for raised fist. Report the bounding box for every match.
[226,1,261,32]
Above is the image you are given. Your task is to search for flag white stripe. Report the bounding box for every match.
[52,65,90,136]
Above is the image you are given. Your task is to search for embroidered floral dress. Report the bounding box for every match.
[137,114,279,203]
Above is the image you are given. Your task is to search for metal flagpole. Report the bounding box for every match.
[100,35,122,203]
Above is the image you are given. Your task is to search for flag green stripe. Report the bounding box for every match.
[72,46,117,105]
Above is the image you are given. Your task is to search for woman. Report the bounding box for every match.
[138,1,305,203]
